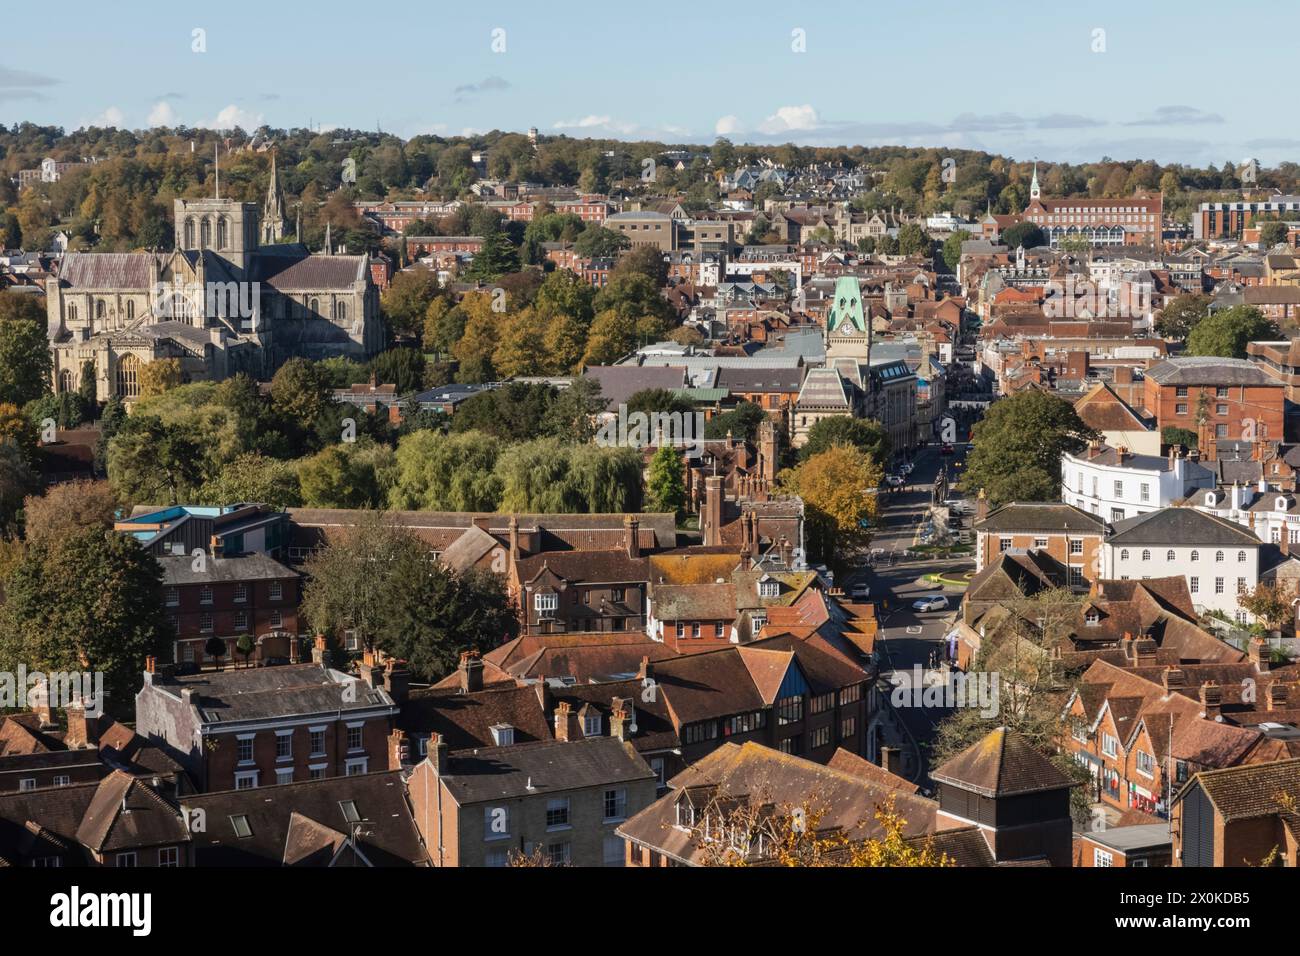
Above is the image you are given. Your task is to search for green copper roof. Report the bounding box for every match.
[826,276,868,334]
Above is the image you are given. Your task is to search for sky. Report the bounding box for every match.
[3,0,1299,166]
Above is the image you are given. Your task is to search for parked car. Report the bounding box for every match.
[849,582,871,600]
[912,595,949,612]
[885,475,905,487]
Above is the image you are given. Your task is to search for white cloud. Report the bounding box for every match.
[757,104,819,135]
[554,114,619,130]
[147,101,178,127]
[714,115,743,136]
[86,105,125,128]
[201,104,262,131]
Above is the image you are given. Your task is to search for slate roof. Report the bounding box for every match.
[976,502,1105,534]
[435,737,654,805]
[1107,507,1260,547]
[148,663,396,724]
[1145,357,1275,387]
[250,253,367,289]
[930,728,1076,798]
[158,552,298,586]
[182,770,427,866]
[58,252,159,289]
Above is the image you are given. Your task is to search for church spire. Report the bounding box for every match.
[1029,160,1041,201]
[261,149,285,245]
[323,220,332,255]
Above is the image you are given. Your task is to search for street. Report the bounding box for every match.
[855,441,976,786]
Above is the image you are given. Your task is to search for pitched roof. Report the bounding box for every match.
[434,737,654,805]
[975,502,1106,534]
[1073,382,1151,433]
[1145,357,1276,387]
[183,770,427,866]
[1173,757,1300,822]
[1107,508,1260,547]
[930,728,1075,798]
[146,663,396,724]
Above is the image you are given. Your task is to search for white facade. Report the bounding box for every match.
[1195,482,1300,547]
[1102,541,1258,622]
[1061,450,1214,522]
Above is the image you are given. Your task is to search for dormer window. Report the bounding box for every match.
[1205,492,1215,506]
[534,592,558,615]
[1084,609,1100,626]
[490,724,514,747]
[1278,497,1289,511]
[584,714,602,737]
[759,579,780,598]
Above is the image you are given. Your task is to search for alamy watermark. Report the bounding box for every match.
[889,665,1000,718]
[595,403,706,460]
[1,666,105,717]
[1042,276,1151,320]
[150,280,259,324]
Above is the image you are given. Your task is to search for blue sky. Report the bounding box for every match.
[3,0,1298,165]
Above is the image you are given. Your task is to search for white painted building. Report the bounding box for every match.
[1195,480,1300,547]
[1102,508,1261,622]
[1061,445,1215,522]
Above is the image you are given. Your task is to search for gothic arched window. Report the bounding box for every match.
[126,300,135,321]
[200,218,211,249]
[184,218,195,248]
[309,297,319,315]
[96,299,106,320]
[116,354,140,399]
[217,217,228,249]
[58,370,73,394]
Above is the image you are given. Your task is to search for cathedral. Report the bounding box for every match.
[46,156,383,402]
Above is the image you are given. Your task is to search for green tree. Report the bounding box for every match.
[646,444,686,519]
[897,223,931,258]
[297,442,393,509]
[1259,221,1290,247]
[1000,222,1047,250]
[1154,293,1211,340]
[0,294,53,407]
[270,358,333,435]
[462,228,519,282]
[704,402,767,443]
[22,479,118,548]
[964,391,1098,506]
[799,416,890,464]
[201,453,303,508]
[106,415,205,505]
[1185,305,1279,360]
[369,347,427,394]
[388,429,503,511]
[573,225,630,259]
[0,529,168,716]
[0,442,38,534]
[381,269,443,339]
[777,445,882,570]
[941,230,971,271]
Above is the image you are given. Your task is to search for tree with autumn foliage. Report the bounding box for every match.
[687,790,952,868]
[777,443,882,569]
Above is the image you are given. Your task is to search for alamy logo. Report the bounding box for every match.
[1042,276,1151,320]
[594,403,706,460]
[0,667,104,716]
[49,887,152,937]
[151,281,259,323]
[889,666,1000,718]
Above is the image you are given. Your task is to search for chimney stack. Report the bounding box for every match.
[778,534,793,567]
[703,476,725,547]
[637,656,654,683]
[1248,637,1271,672]
[508,514,520,560]
[881,746,904,778]
[388,728,409,770]
[1161,667,1186,692]
[432,733,449,774]
[610,698,633,742]
[625,514,641,559]
[459,651,484,693]
[1199,682,1222,720]
[31,681,54,729]
[64,699,99,749]
[382,660,410,702]
[1267,683,1289,712]
[312,634,327,666]
[554,701,581,742]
